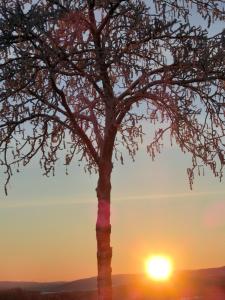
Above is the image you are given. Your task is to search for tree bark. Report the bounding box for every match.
[96,199,112,300]
[96,160,113,300]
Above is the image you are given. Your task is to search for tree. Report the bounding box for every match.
[0,0,225,299]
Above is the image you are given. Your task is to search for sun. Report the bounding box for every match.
[145,255,173,281]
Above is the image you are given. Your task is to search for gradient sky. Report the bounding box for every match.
[0,139,224,282]
[0,0,225,283]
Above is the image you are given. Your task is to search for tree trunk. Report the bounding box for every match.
[96,160,113,300]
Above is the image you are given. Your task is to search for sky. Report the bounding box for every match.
[0,140,224,282]
[0,0,225,283]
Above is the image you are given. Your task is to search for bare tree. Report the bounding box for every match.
[0,0,224,299]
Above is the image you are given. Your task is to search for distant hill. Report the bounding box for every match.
[185,266,225,278]
[0,274,143,293]
[0,266,225,298]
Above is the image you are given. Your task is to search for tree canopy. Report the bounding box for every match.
[1,1,225,299]
[0,0,224,189]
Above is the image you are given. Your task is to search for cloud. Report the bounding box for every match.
[0,198,95,208]
[0,190,224,208]
[114,190,225,202]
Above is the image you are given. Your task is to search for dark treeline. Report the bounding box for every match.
[0,289,97,300]
[1,283,225,300]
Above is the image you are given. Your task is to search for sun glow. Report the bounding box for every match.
[145,255,173,281]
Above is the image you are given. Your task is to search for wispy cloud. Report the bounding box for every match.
[0,197,95,208]
[0,190,224,209]
[113,190,225,202]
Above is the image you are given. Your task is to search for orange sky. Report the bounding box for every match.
[0,145,224,282]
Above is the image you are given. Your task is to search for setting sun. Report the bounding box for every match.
[145,255,173,281]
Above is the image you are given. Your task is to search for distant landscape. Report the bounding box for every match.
[0,266,225,300]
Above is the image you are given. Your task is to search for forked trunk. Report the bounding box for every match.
[96,161,113,300]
